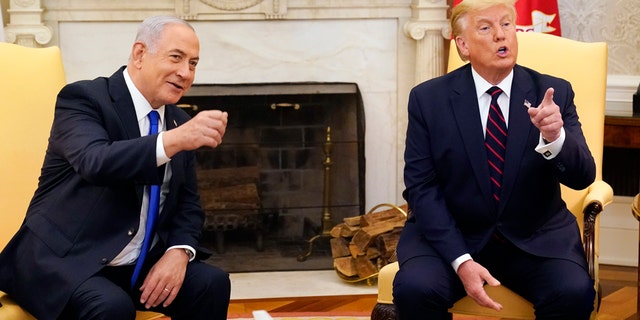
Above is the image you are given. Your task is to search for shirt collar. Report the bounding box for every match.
[471,67,514,100]
[123,67,165,126]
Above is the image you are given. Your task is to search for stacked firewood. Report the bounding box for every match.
[198,166,262,231]
[331,203,408,280]
[197,166,265,252]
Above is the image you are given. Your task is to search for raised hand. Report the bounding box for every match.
[163,110,228,157]
[528,87,563,142]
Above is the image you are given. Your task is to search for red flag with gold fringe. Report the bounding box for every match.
[452,0,561,36]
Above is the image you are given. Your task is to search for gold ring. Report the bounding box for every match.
[163,288,170,292]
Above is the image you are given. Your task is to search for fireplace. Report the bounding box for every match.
[177,82,365,270]
[53,7,406,271]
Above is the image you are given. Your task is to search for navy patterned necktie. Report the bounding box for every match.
[131,110,161,288]
[485,86,507,203]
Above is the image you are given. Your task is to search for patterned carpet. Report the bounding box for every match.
[229,311,370,320]
[231,317,369,320]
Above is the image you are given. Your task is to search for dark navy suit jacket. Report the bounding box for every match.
[397,63,595,271]
[0,67,204,319]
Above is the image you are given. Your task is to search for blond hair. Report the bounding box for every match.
[450,0,517,61]
[450,0,517,38]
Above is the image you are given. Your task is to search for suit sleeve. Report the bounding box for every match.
[403,86,470,264]
[544,80,596,190]
[49,81,160,186]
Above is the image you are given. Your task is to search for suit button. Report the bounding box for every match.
[101,258,109,265]
[127,228,135,236]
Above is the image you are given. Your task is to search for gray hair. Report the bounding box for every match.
[135,15,195,53]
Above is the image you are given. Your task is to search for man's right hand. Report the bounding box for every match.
[457,259,503,311]
[163,110,228,157]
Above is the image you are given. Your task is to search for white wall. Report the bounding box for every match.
[600,196,639,266]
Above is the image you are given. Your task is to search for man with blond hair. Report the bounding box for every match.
[393,0,596,319]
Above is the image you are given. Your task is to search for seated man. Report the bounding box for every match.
[0,15,231,320]
[393,0,596,319]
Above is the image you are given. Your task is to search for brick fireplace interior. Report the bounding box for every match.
[177,82,365,272]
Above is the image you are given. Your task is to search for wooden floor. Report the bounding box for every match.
[228,264,639,319]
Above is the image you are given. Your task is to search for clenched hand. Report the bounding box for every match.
[163,110,228,157]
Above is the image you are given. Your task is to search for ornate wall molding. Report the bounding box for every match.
[199,0,265,11]
[4,0,52,47]
[178,0,288,20]
[403,0,449,84]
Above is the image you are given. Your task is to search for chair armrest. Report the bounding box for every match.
[372,262,399,320]
[581,180,613,279]
[376,261,399,304]
[0,291,36,319]
[582,180,614,210]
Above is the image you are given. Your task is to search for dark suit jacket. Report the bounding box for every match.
[0,67,205,319]
[397,64,596,271]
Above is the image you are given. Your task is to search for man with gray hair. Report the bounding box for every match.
[0,15,230,319]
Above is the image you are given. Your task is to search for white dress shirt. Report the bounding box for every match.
[109,68,194,266]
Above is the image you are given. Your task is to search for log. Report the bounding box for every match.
[376,228,402,262]
[350,215,406,254]
[330,237,351,258]
[330,224,344,238]
[331,203,409,281]
[360,203,408,227]
[355,255,378,278]
[366,246,380,260]
[348,242,360,258]
[334,256,357,277]
[343,216,361,227]
[202,202,259,211]
[198,166,263,237]
[330,223,359,238]
[197,166,260,189]
[199,183,260,207]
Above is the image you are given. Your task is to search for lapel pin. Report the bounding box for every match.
[523,99,532,109]
[173,120,178,127]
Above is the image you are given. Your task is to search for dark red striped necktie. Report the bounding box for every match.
[485,86,507,203]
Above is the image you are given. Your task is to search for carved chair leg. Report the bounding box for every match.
[371,303,397,320]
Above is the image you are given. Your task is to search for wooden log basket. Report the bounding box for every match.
[330,203,408,284]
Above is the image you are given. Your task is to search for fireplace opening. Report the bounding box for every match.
[177,82,365,272]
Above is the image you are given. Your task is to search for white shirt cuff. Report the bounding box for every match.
[156,132,171,166]
[451,253,473,273]
[534,127,565,159]
[167,245,196,262]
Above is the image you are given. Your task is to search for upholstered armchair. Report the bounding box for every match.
[371,31,613,320]
[0,43,166,320]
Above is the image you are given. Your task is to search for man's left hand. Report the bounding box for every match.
[528,87,563,142]
[138,248,189,309]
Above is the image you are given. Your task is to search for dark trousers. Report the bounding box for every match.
[392,237,595,320]
[59,256,230,320]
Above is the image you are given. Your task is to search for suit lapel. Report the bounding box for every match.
[450,66,495,206]
[160,106,184,220]
[164,106,182,186]
[108,67,146,205]
[109,67,141,140]
[499,66,538,211]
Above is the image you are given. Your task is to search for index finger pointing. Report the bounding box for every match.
[539,87,555,109]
